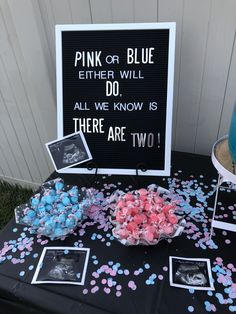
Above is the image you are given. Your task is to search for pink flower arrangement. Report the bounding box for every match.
[110,187,185,246]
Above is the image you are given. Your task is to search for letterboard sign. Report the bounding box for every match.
[56,23,176,175]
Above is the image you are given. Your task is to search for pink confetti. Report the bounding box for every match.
[12,258,19,264]
[104,287,111,294]
[232,284,236,293]
[41,240,48,245]
[101,265,108,271]
[107,280,113,288]
[211,304,216,312]
[91,286,99,293]
[128,280,135,288]
[128,280,137,290]
[110,270,117,276]
[92,272,99,278]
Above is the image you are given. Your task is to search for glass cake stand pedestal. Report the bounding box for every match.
[210,135,236,238]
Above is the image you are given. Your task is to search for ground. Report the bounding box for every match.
[0,181,32,230]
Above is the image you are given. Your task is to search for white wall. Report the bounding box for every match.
[0,0,235,187]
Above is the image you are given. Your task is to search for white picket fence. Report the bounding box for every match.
[0,0,235,187]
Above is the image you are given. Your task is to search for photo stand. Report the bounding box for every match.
[210,135,236,239]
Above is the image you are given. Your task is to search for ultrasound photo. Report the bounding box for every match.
[32,247,90,285]
[169,256,214,290]
[46,131,92,172]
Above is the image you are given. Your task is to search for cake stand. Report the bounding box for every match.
[210,135,236,238]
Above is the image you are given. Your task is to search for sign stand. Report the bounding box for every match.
[86,161,99,187]
[84,161,150,189]
[130,163,147,189]
[210,135,236,239]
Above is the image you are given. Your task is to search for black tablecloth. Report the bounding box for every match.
[0,152,235,314]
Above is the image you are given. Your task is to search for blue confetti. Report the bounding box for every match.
[112,265,118,271]
[150,273,157,279]
[144,263,150,269]
[188,306,194,312]
[19,271,25,277]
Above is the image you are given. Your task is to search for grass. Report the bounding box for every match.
[0,180,33,230]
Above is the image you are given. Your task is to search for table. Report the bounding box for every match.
[0,152,236,314]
